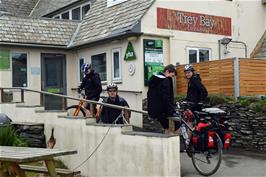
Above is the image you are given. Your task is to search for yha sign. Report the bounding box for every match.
[157,8,231,36]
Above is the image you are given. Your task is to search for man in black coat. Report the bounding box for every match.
[184,64,208,111]
[147,64,178,134]
[79,63,102,111]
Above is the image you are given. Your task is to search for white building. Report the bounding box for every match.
[0,0,266,127]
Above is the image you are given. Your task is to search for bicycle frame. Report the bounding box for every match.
[73,99,85,116]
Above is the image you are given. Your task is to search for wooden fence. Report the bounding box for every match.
[176,58,266,98]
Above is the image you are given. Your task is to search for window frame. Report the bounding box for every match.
[11,51,28,88]
[91,53,107,83]
[78,58,84,83]
[111,48,122,82]
[186,47,211,64]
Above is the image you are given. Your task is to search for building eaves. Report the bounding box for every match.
[251,30,266,59]
[0,15,79,47]
[70,0,154,48]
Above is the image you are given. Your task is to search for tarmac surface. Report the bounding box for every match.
[181,148,266,177]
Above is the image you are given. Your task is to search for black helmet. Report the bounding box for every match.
[184,64,194,72]
[106,83,118,91]
[81,63,92,74]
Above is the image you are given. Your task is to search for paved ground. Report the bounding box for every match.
[181,148,266,177]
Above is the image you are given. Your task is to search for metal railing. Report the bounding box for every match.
[0,87,148,116]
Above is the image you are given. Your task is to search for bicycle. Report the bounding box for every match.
[65,92,88,117]
[176,101,226,176]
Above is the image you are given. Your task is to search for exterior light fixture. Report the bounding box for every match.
[218,37,247,59]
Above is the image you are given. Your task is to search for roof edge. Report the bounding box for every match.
[0,42,67,49]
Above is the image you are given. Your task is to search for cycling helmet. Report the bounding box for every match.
[106,83,118,91]
[81,63,92,74]
[184,64,194,72]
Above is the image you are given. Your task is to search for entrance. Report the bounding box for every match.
[41,53,66,110]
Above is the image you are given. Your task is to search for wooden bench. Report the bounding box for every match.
[20,164,80,177]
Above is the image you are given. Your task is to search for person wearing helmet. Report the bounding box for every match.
[98,83,130,124]
[78,63,102,113]
[147,64,178,134]
[184,64,208,110]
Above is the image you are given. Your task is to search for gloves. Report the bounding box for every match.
[77,88,82,94]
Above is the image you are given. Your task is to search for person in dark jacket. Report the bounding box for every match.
[184,64,208,111]
[98,83,130,124]
[78,63,102,111]
[147,64,178,134]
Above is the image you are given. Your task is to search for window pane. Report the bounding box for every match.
[199,49,210,62]
[91,53,106,81]
[12,53,27,87]
[54,16,60,19]
[79,58,84,82]
[62,11,69,19]
[46,63,57,86]
[82,4,90,19]
[72,7,80,20]
[113,51,120,79]
[189,50,197,64]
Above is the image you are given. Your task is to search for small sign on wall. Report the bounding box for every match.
[31,67,41,75]
[0,50,10,70]
[124,42,136,61]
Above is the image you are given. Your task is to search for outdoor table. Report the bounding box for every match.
[0,146,77,177]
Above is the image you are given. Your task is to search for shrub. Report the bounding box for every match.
[0,125,27,146]
[175,94,186,102]
[206,94,233,106]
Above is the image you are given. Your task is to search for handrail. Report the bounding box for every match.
[0,87,148,115]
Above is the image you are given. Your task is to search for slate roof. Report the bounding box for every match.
[0,15,79,46]
[70,0,154,47]
[251,31,266,59]
[30,0,80,18]
[0,0,39,16]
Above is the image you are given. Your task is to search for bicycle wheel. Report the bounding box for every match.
[65,105,86,117]
[191,132,223,176]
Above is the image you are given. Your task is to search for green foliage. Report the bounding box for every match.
[175,94,186,102]
[206,94,233,106]
[0,125,27,146]
[237,97,266,113]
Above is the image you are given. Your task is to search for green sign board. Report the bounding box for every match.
[124,42,136,61]
[143,39,164,86]
[0,50,10,70]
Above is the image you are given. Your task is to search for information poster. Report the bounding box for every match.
[0,50,10,70]
[144,39,164,86]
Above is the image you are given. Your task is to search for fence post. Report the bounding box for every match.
[21,89,24,103]
[233,57,240,101]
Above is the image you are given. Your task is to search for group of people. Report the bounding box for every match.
[147,64,208,134]
[78,62,208,131]
[78,63,130,124]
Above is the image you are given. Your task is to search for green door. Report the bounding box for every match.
[41,53,66,110]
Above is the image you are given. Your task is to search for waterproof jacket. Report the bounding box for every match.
[147,73,175,119]
[100,96,129,124]
[186,74,208,104]
[79,70,102,100]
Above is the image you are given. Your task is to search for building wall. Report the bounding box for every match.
[141,0,266,64]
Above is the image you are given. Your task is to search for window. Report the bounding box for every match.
[72,7,80,20]
[12,52,27,87]
[112,48,121,81]
[54,15,60,19]
[91,53,106,82]
[62,11,69,19]
[79,58,84,82]
[187,48,211,64]
[82,4,90,19]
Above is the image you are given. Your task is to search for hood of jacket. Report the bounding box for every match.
[149,73,166,88]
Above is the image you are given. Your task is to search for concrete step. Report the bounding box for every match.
[58,115,96,124]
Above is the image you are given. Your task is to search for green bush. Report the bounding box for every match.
[249,100,266,113]
[0,125,27,146]
[175,94,186,102]
[206,94,233,105]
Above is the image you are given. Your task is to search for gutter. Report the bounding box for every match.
[0,42,67,49]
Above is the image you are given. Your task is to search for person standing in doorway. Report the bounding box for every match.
[78,63,102,114]
[147,64,178,134]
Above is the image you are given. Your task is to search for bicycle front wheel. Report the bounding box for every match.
[191,132,223,176]
[65,105,86,117]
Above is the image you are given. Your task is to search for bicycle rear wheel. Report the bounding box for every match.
[191,132,223,176]
[65,105,86,117]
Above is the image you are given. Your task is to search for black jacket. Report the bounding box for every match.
[79,70,102,100]
[147,73,175,119]
[186,74,208,104]
[100,96,129,124]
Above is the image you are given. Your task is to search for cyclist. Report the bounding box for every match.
[97,83,130,124]
[78,63,102,114]
[184,64,208,111]
[147,64,179,134]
